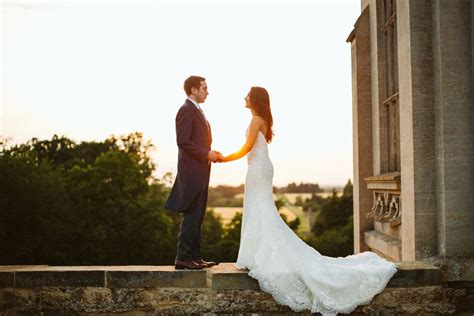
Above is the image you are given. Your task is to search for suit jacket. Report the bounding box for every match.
[165,99,212,212]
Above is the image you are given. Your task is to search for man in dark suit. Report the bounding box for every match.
[165,76,221,270]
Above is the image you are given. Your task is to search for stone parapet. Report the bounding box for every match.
[0,262,472,314]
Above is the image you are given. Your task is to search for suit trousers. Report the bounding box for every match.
[176,186,208,262]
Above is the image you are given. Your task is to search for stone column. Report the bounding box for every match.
[397,0,438,261]
[433,0,474,258]
[348,7,372,253]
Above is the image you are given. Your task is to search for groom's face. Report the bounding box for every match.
[194,81,209,103]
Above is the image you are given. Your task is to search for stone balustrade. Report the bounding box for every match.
[1,262,472,315]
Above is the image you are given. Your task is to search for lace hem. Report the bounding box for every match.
[236,262,398,316]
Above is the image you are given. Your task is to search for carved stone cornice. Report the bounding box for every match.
[364,171,401,190]
[365,172,401,227]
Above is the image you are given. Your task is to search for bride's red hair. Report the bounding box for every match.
[249,86,274,143]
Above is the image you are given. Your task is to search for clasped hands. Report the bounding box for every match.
[208,150,226,163]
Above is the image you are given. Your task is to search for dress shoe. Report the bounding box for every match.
[174,259,205,270]
[195,258,217,267]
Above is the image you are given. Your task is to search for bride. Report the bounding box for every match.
[218,86,398,315]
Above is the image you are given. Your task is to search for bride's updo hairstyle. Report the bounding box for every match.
[249,86,274,143]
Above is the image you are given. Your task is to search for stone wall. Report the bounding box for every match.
[1,263,472,315]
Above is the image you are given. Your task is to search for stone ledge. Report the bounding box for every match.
[210,263,259,290]
[0,262,442,290]
[388,261,441,287]
[0,263,470,315]
[16,270,105,288]
[107,269,208,288]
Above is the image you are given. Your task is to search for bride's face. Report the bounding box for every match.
[244,93,251,109]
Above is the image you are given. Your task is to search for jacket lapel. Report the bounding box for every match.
[186,99,212,141]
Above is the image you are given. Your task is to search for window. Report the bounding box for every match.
[378,0,400,172]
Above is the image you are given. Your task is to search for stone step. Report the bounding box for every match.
[364,229,402,261]
[0,261,441,289]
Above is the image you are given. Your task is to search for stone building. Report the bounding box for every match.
[347,0,473,281]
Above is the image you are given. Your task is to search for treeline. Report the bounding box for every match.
[275,182,322,193]
[207,182,323,207]
[0,134,354,264]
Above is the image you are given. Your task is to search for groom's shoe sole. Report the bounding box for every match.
[197,260,217,268]
[174,260,206,270]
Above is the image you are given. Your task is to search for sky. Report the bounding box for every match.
[1,0,361,187]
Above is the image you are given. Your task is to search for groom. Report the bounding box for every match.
[165,75,222,270]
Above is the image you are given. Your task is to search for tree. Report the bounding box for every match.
[302,179,354,257]
[218,212,242,262]
[201,209,224,261]
[0,133,175,265]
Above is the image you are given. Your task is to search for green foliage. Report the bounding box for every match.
[0,133,175,265]
[300,193,325,212]
[274,197,285,210]
[201,209,224,260]
[276,182,322,194]
[201,210,242,263]
[312,191,353,237]
[304,216,354,257]
[302,180,354,257]
[343,179,353,196]
[288,217,301,231]
[207,185,244,207]
[219,212,243,262]
[0,132,356,264]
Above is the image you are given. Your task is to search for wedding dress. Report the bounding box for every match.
[235,131,398,316]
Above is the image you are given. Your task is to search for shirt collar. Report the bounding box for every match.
[187,97,200,110]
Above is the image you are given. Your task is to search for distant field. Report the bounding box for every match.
[316,191,343,198]
[212,207,241,226]
[212,191,343,231]
[212,206,296,226]
[283,193,313,204]
[234,192,342,203]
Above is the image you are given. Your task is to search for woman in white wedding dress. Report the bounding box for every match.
[219,87,398,316]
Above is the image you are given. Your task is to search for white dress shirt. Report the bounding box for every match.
[187,98,207,120]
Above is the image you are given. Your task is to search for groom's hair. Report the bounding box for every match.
[184,76,206,96]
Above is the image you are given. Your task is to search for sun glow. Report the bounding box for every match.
[1,0,359,186]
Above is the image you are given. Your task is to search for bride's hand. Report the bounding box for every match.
[217,154,228,163]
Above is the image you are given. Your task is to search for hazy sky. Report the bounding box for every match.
[1,0,360,187]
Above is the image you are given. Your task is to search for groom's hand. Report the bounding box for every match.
[208,150,221,162]
[215,152,225,163]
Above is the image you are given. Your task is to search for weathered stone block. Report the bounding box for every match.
[107,268,207,288]
[389,262,441,287]
[15,271,105,288]
[210,263,259,290]
[0,272,14,288]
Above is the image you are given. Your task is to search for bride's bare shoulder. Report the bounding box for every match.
[251,115,265,125]
[251,115,268,134]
